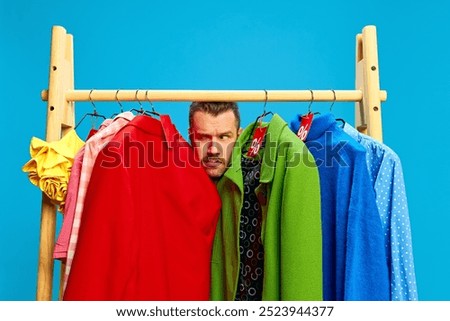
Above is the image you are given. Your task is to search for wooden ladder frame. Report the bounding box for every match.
[36,25,385,300]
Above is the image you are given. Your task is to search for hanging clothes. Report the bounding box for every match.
[22,129,85,212]
[343,123,418,300]
[63,115,221,301]
[234,155,265,301]
[60,112,134,292]
[52,144,83,259]
[53,118,113,260]
[290,113,390,301]
[211,113,323,301]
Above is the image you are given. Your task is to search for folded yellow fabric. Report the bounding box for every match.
[22,129,85,211]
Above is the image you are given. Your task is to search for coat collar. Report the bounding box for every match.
[305,113,337,141]
[219,113,288,190]
[343,122,361,141]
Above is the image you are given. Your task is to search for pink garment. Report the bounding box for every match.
[53,120,113,260]
[53,146,84,259]
[62,112,134,292]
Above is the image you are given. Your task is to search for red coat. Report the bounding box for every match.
[64,115,221,300]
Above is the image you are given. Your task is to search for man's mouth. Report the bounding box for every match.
[202,157,224,168]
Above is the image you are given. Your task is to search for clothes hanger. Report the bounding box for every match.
[297,90,318,126]
[256,89,273,125]
[306,89,320,116]
[294,90,318,142]
[143,90,160,117]
[330,89,346,127]
[111,89,124,118]
[243,90,272,156]
[246,90,272,139]
[130,90,145,115]
[74,89,107,130]
[130,90,160,117]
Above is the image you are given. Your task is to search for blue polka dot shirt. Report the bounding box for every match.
[344,123,418,301]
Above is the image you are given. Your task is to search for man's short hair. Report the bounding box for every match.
[189,102,240,129]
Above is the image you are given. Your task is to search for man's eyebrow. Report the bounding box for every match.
[193,131,211,136]
[218,131,233,136]
[193,130,233,136]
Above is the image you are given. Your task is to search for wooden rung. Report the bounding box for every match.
[41,89,387,103]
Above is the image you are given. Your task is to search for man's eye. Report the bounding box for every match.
[219,135,230,140]
[196,135,209,141]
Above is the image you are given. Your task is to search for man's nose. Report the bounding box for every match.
[207,141,220,156]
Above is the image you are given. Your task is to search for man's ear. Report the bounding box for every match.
[237,127,243,136]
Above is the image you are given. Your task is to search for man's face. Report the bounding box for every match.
[190,110,241,180]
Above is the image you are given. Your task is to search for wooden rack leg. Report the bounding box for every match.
[37,25,75,300]
[36,195,57,300]
[355,25,384,142]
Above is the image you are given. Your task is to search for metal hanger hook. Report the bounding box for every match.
[263,89,268,115]
[145,90,156,112]
[135,90,143,111]
[115,89,124,113]
[89,89,97,114]
[257,89,269,126]
[330,89,336,112]
[307,90,314,113]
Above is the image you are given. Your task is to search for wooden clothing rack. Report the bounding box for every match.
[37,25,386,300]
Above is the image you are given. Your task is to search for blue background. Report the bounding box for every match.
[1,0,449,300]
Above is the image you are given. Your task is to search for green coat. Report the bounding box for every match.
[211,114,323,300]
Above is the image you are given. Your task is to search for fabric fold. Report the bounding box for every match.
[22,129,85,211]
